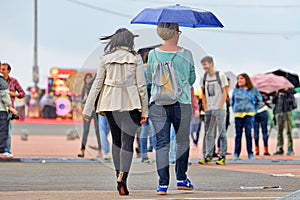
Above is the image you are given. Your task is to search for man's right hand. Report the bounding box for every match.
[9,107,18,115]
[83,114,91,121]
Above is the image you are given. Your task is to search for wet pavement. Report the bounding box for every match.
[0,120,299,199]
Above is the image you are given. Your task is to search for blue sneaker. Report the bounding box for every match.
[286,149,294,155]
[233,153,239,160]
[248,154,255,160]
[176,178,194,190]
[156,185,168,195]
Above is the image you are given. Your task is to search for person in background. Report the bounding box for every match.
[0,63,25,158]
[272,88,296,155]
[147,22,195,195]
[15,97,25,120]
[40,92,56,118]
[83,28,148,196]
[78,73,102,158]
[190,87,201,147]
[198,56,228,165]
[231,73,262,160]
[139,51,155,163]
[0,63,18,158]
[216,77,231,155]
[254,92,271,156]
[86,74,111,160]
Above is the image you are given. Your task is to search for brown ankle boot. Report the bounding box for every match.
[263,146,270,156]
[255,146,259,156]
[77,150,85,157]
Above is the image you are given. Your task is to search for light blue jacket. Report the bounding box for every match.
[231,87,262,113]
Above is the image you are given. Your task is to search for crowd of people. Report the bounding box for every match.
[79,23,297,196]
[0,23,298,196]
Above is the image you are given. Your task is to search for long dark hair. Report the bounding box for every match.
[100,28,137,55]
[83,73,92,84]
[82,73,92,95]
[236,73,254,90]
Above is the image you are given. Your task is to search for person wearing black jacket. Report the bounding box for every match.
[273,88,297,155]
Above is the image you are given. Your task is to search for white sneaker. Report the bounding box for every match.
[2,152,14,158]
[103,153,111,160]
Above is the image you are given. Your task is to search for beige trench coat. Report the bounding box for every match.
[83,47,148,118]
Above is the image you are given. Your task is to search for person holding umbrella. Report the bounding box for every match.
[147,22,196,195]
[83,28,148,196]
[131,4,223,195]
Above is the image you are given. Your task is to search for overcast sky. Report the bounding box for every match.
[0,0,299,88]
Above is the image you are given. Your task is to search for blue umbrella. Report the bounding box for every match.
[131,4,223,28]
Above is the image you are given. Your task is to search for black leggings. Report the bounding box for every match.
[105,110,141,173]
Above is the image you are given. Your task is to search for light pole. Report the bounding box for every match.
[32,0,39,87]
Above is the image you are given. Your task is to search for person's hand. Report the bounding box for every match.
[9,107,18,115]
[194,110,200,117]
[218,103,224,110]
[83,114,91,121]
[9,91,19,97]
[140,117,148,125]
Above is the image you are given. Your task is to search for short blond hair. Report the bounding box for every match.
[157,22,179,40]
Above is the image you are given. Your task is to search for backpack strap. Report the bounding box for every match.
[215,71,223,94]
[240,88,256,105]
[202,71,223,94]
[153,48,180,63]
[202,72,208,87]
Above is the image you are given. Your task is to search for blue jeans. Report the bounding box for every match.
[148,128,156,151]
[169,125,176,162]
[0,112,9,153]
[139,119,155,158]
[150,102,191,186]
[4,120,12,153]
[254,111,269,147]
[234,116,254,156]
[203,109,227,158]
[81,110,101,150]
[98,114,110,154]
[190,116,201,146]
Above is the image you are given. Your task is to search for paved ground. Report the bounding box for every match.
[0,162,299,199]
[0,120,299,199]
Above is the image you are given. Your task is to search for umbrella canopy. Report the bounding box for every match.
[251,73,294,94]
[270,69,300,88]
[131,4,223,28]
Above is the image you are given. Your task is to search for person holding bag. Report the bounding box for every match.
[231,73,262,160]
[82,28,148,196]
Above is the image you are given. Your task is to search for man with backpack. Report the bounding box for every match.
[198,56,228,165]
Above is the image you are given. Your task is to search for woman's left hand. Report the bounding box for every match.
[140,117,148,125]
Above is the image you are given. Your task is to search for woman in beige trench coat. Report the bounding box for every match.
[83,28,148,196]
